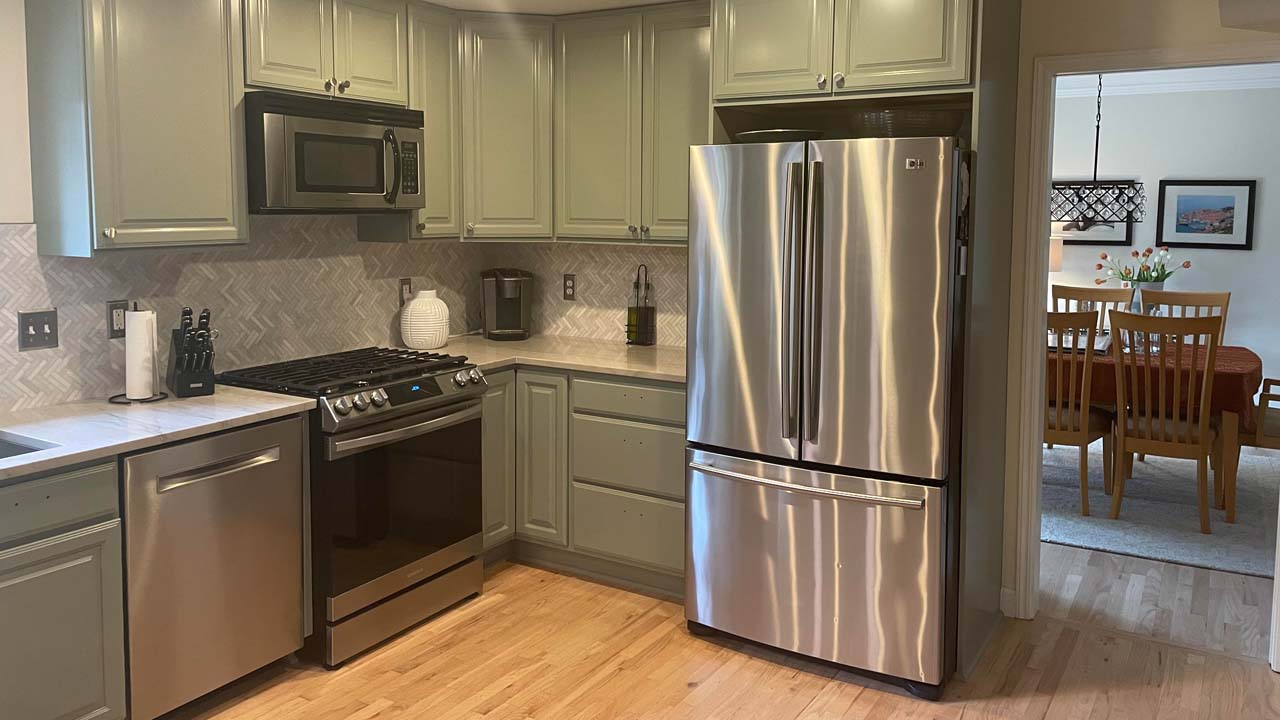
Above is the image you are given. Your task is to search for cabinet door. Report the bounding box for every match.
[462,16,554,239]
[554,13,642,240]
[333,0,409,105]
[0,522,126,720]
[516,370,568,546]
[245,0,334,96]
[711,0,834,100]
[89,0,246,248]
[409,3,462,237]
[482,370,517,548]
[642,4,710,242]
[832,0,971,91]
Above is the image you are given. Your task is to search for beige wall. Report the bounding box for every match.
[1,0,32,223]
[1003,0,1280,600]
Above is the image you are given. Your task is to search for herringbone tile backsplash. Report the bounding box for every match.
[0,221,688,412]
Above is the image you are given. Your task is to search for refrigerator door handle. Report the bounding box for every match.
[804,160,824,441]
[781,162,804,439]
[687,462,925,510]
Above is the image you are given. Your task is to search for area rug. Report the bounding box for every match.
[1041,444,1280,577]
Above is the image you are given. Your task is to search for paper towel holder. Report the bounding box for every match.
[108,391,168,405]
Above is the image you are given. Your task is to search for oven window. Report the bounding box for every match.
[321,416,481,597]
[295,133,385,194]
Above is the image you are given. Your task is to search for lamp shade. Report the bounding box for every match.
[1048,234,1064,273]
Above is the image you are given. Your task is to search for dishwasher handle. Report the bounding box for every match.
[326,401,482,460]
[688,461,925,510]
[157,446,281,493]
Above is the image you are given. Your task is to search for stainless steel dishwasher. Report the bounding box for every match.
[123,416,305,720]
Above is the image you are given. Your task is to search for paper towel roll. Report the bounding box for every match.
[125,310,157,400]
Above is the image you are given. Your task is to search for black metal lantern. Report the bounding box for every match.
[1049,75,1146,224]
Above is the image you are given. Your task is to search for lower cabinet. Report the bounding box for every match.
[515,370,569,546]
[0,464,126,720]
[482,370,517,548]
[571,482,684,574]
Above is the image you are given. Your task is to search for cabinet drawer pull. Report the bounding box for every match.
[815,73,827,88]
[833,72,845,88]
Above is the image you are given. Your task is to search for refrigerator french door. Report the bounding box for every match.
[685,137,964,698]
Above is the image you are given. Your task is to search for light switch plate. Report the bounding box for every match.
[18,308,59,351]
[107,300,129,339]
[563,274,576,301]
[399,278,413,308]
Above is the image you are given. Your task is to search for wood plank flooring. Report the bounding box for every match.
[167,552,1280,720]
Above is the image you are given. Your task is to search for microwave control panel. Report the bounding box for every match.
[401,141,420,195]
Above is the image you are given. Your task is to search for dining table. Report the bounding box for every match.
[1045,342,1264,523]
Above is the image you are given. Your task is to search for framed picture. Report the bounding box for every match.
[1156,180,1256,250]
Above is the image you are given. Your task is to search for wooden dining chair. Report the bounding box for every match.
[1108,311,1224,533]
[1245,378,1280,451]
[1139,290,1231,342]
[1045,311,1114,516]
[1051,285,1135,331]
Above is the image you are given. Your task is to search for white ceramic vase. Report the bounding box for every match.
[401,290,450,350]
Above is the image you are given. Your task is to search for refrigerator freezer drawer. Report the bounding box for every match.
[685,449,946,684]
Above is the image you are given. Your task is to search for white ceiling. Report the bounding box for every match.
[431,0,674,14]
[1056,62,1280,98]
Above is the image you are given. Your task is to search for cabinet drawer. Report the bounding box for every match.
[572,414,685,499]
[572,377,686,425]
[0,463,118,546]
[571,482,684,574]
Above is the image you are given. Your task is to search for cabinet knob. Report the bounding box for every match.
[338,80,351,93]
[833,72,846,88]
[628,224,638,233]
[416,222,427,232]
[102,227,117,240]
[816,73,827,88]
[640,225,650,234]
[324,78,334,92]
[466,223,476,233]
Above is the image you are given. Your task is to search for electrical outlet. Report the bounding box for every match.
[17,308,59,351]
[399,278,413,308]
[107,300,129,339]
[563,274,576,301]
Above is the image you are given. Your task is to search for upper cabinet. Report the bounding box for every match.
[712,0,832,100]
[832,0,972,91]
[461,15,554,240]
[554,3,709,242]
[409,3,462,238]
[26,0,247,256]
[712,0,970,101]
[246,0,408,105]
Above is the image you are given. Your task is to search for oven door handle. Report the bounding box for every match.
[326,401,481,460]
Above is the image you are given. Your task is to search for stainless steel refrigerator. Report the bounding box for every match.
[685,137,967,700]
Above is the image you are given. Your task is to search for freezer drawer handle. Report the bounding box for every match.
[156,446,281,493]
[327,401,482,460]
[688,462,924,510]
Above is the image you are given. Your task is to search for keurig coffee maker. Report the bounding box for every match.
[481,268,533,341]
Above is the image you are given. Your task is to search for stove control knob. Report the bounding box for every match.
[352,392,370,411]
[454,371,469,387]
[370,389,388,407]
[468,368,483,384]
[333,397,353,416]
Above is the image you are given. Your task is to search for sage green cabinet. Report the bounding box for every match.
[832,0,971,91]
[462,15,554,239]
[554,13,643,240]
[642,3,710,241]
[515,370,568,546]
[554,3,709,243]
[711,0,833,100]
[482,370,517,549]
[409,3,463,238]
[245,0,408,105]
[27,0,246,255]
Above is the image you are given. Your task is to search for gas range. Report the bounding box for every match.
[217,347,488,432]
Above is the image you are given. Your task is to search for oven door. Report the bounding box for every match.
[268,115,412,211]
[318,401,482,622]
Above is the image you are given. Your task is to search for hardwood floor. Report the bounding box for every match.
[1040,541,1274,663]
[167,557,1280,720]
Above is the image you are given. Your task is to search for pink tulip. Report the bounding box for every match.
[1100,252,1109,260]
[1094,278,1107,285]
[1131,250,1141,258]
[1143,247,1154,257]
[1183,260,1192,269]
[1095,263,1104,270]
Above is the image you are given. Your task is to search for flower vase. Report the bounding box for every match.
[1129,281,1165,315]
[400,290,450,350]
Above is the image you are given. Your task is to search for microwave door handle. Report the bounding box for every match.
[383,129,401,205]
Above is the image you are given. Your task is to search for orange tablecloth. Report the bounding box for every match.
[1046,345,1264,432]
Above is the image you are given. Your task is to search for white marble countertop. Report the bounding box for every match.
[445,334,686,383]
[0,387,315,483]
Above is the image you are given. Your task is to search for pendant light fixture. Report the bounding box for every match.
[1049,75,1146,223]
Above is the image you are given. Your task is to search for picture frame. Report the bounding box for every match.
[1049,178,1137,246]
[1156,180,1256,250]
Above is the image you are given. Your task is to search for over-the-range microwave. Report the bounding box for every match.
[246,92,425,214]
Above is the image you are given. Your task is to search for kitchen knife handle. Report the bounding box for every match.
[804,161,824,442]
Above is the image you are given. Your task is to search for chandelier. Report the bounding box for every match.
[1049,75,1146,224]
